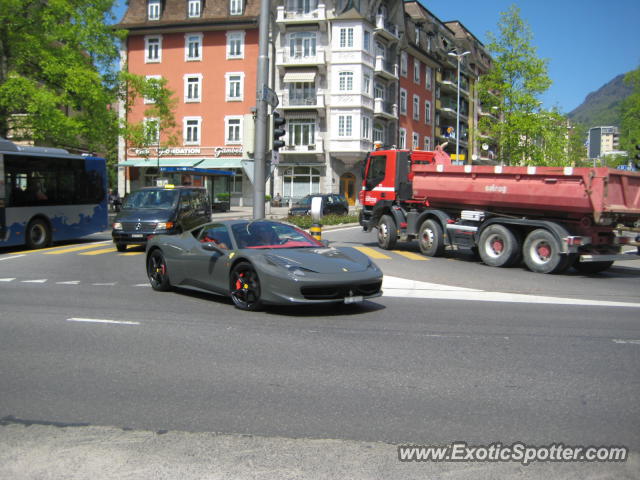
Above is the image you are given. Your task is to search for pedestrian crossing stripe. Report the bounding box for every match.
[353,246,392,259]
[119,252,144,256]
[44,243,111,255]
[78,247,118,255]
[11,241,110,255]
[392,250,428,261]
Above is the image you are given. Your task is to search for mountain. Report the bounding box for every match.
[567,73,633,127]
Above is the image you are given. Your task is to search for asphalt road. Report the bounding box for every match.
[1,228,639,478]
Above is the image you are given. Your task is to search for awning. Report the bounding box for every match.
[283,70,316,83]
[195,158,244,169]
[118,158,201,167]
[160,166,233,176]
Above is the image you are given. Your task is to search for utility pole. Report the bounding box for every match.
[253,0,271,219]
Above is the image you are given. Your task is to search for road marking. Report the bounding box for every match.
[92,282,117,286]
[21,279,47,283]
[44,243,111,255]
[133,283,149,287]
[56,281,80,285]
[78,247,117,256]
[392,250,428,261]
[67,317,140,326]
[612,339,640,345]
[1,254,26,261]
[382,276,640,308]
[0,278,16,282]
[354,246,391,259]
[119,252,144,256]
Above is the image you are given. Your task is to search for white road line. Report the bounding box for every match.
[0,278,16,282]
[382,275,640,309]
[133,283,150,287]
[92,282,117,286]
[56,281,80,285]
[612,339,640,345]
[0,255,26,261]
[21,279,47,283]
[66,318,140,326]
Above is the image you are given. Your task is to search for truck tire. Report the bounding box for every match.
[478,224,521,267]
[377,215,397,250]
[522,229,571,274]
[25,218,51,249]
[418,219,444,257]
[573,260,614,275]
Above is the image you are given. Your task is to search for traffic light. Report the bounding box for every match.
[272,111,287,151]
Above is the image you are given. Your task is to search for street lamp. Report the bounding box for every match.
[448,50,470,163]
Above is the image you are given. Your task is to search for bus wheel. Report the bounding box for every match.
[522,229,571,274]
[25,218,51,250]
[478,224,521,267]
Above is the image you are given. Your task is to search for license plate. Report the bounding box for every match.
[131,234,144,238]
[344,295,364,304]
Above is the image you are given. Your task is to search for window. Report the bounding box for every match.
[363,74,371,96]
[362,116,371,140]
[339,27,354,48]
[338,115,352,137]
[338,71,353,91]
[148,0,160,20]
[283,166,321,201]
[374,82,384,99]
[424,100,431,124]
[144,118,160,145]
[288,119,315,146]
[289,32,316,58]
[413,94,420,121]
[225,116,242,144]
[373,123,384,143]
[288,82,316,105]
[226,72,244,101]
[184,117,202,145]
[425,66,432,89]
[287,0,318,14]
[188,0,202,17]
[400,52,408,77]
[230,0,243,15]
[414,59,420,83]
[412,132,419,149]
[184,74,202,102]
[185,33,203,61]
[424,136,431,151]
[400,88,407,115]
[363,30,371,52]
[399,128,406,149]
[144,75,161,104]
[227,31,245,59]
[145,36,162,63]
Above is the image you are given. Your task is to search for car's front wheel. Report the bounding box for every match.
[147,249,173,291]
[230,262,263,311]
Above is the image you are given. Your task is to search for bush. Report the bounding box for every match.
[283,212,360,229]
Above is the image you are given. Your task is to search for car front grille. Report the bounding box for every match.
[122,222,157,232]
[300,281,382,300]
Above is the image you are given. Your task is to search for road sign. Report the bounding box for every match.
[260,85,279,108]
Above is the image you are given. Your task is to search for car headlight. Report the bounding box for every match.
[113,222,122,230]
[155,221,174,231]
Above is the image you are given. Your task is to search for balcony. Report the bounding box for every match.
[280,92,326,115]
[374,56,399,81]
[437,99,468,119]
[276,48,326,71]
[281,139,324,155]
[374,98,398,120]
[276,4,327,30]
[374,14,400,41]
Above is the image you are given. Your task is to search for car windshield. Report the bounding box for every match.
[231,221,323,249]
[296,195,317,207]
[122,189,179,209]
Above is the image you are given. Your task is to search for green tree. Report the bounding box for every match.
[478,5,569,165]
[619,66,640,160]
[0,0,122,152]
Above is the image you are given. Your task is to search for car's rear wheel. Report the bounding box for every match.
[147,249,172,291]
[115,242,127,252]
[230,262,263,311]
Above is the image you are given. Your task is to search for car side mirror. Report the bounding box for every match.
[201,242,223,253]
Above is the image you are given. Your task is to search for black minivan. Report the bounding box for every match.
[111,186,211,251]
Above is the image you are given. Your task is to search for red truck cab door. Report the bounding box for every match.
[359,151,398,207]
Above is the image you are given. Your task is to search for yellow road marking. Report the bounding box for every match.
[119,252,144,256]
[354,246,391,259]
[78,247,118,256]
[9,241,109,255]
[43,243,112,255]
[392,250,428,260]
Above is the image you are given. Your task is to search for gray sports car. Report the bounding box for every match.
[145,219,383,310]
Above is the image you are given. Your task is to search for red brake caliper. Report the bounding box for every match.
[235,272,244,290]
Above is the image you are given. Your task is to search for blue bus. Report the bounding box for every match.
[0,138,108,249]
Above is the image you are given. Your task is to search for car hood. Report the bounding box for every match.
[263,247,371,273]
[114,209,173,223]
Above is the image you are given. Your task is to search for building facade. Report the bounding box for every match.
[588,126,622,160]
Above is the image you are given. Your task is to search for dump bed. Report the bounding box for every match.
[410,164,640,224]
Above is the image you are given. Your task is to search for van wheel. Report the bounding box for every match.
[377,215,397,250]
[418,219,444,257]
[478,224,521,267]
[115,242,127,252]
[25,218,51,249]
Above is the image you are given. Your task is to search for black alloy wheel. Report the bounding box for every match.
[147,249,172,291]
[230,262,263,311]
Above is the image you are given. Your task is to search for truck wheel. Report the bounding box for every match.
[522,229,571,274]
[377,215,397,250]
[478,224,521,267]
[573,260,614,275]
[25,218,51,249]
[418,219,444,257]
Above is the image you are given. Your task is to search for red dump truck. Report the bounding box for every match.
[358,148,640,274]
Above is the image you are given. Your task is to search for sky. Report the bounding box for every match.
[111,0,640,114]
[421,0,640,113]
